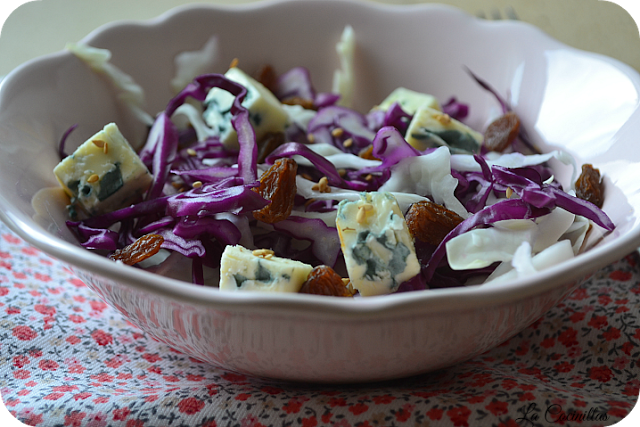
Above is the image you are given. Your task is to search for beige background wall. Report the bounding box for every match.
[0,0,639,77]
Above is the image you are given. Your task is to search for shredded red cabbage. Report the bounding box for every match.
[307,105,376,151]
[274,66,316,102]
[58,124,78,161]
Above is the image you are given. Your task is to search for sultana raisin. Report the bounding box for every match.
[257,131,286,164]
[575,164,604,208]
[252,158,298,223]
[254,64,278,93]
[483,112,520,152]
[405,200,463,246]
[109,234,164,265]
[299,265,354,297]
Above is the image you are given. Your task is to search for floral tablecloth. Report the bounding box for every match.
[1,219,639,427]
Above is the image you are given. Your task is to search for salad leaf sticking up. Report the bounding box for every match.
[56,30,614,295]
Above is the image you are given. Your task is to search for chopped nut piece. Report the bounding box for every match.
[192,181,203,189]
[505,187,514,199]
[229,57,239,68]
[187,148,197,157]
[435,113,451,125]
[87,174,99,183]
[356,203,374,224]
[282,97,315,110]
[252,248,275,258]
[311,176,331,193]
[91,139,105,148]
[331,127,344,138]
[343,138,353,148]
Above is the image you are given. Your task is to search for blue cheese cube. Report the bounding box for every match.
[219,245,313,292]
[53,122,152,216]
[203,67,289,147]
[373,87,441,115]
[336,192,421,296]
[406,106,483,154]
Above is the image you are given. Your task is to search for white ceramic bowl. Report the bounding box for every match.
[2,0,640,383]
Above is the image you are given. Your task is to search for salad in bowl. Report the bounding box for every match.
[1,0,639,382]
[52,29,613,298]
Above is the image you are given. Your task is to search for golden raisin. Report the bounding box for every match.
[252,158,298,223]
[299,265,354,297]
[575,164,604,208]
[405,200,463,245]
[109,234,164,265]
[254,64,278,93]
[257,131,286,164]
[483,112,520,152]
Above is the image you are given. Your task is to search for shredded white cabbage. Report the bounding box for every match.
[171,36,219,94]
[66,43,154,128]
[332,25,355,108]
[295,175,429,213]
[451,150,577,180]
[446,207,586,278]
[171,103,216,141]
[172,103,212,139]
[282,104,317,131]
[446,219,538,270]
[294,143,381,170]
[485,240,575,285]
[532,208,576,253]
[562,215,592,254]
[379,146,469,218]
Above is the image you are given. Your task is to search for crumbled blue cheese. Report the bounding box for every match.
[405,106,483,153]
[336,192,421,296]
[218,245,313,292]
[203,67,289,147]
[373,87,441,115]
[53,122,153,216]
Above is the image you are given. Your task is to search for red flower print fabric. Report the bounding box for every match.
[1,220,639,426]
